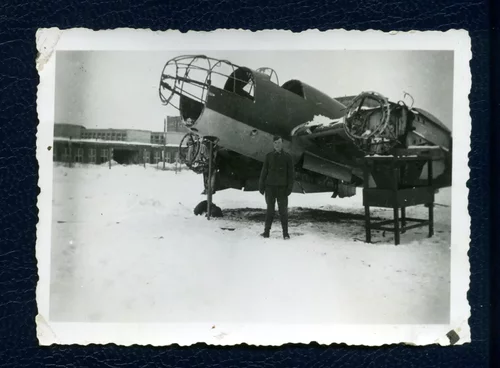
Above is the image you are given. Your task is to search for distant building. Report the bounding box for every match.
[54,123,86,139]
[166,116,188,132]
[81,128,151,143]
[151,116,189,144]
[151,131,166,145]
[52,117,189,165]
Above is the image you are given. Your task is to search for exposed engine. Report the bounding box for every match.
[342,91,451,156]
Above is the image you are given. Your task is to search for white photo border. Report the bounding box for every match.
[35,28,472,346]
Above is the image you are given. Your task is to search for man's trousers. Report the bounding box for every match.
[264,185,289,235]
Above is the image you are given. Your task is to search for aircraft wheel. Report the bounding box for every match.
[179,133,201,167]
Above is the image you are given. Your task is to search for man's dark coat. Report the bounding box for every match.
[259,150,294,194]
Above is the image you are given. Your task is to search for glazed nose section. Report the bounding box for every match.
[159,56,213,126]
[159,58,181,106]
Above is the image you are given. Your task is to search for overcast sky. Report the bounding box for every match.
[55,50,453,132]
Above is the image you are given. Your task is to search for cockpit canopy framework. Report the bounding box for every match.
[159,55,280,126]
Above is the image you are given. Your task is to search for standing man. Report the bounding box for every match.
[259,135,295,239]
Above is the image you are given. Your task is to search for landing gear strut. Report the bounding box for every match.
[206,139,214,220]
[179,133,219,219]
[204,136,218,220]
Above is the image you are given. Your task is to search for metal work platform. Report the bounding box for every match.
[363,150,438,245]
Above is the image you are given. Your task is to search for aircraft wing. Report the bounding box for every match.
[290,114,364,183]
[289,91,453,188]
[291,116,349,141]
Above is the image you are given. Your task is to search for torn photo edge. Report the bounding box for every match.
[34,28,472,347]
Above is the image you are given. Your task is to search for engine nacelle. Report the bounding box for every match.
[343,91,452,157]
[343,91,410,155]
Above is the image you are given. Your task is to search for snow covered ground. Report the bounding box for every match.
[49,162,451,325]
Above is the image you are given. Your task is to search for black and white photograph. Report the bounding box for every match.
[35,29,472,346]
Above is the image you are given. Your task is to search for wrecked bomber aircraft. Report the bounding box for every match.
[158,55,452,198]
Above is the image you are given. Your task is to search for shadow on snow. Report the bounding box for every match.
[222,207,384,225]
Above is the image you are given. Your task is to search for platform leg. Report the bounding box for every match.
[394,207,400,245]
[365,206,371,243]
[401,207,406,233]
[428,203,434,237]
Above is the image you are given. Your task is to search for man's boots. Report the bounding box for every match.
[281,221,290,240]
